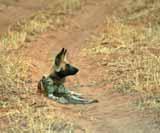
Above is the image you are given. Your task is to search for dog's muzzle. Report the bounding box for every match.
[56,64,79,78]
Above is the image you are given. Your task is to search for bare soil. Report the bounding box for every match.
[0,0,58,35]
[0,0,160,132]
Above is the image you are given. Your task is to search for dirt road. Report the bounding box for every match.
[2,0,160,132]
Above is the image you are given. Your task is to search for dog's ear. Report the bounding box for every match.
[59,48,65,57]
[55,48,67,71]
[64,49,67,62]
[55,48,64,66]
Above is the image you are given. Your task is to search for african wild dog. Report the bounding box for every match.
[38,48,98,104]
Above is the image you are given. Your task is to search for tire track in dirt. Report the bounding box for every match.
[23,0,159,132]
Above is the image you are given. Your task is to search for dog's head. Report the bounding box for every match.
[54,48,79,78]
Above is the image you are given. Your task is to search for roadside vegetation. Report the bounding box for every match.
[84,0,160,110]
[0,0,82,132]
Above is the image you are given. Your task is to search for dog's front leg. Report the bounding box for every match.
[48,94,59,100]
[58,85,82,96]
[69,90,82,96]
[48,94,69,104]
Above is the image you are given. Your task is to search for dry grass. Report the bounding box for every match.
[0,1,83,132]
[84,0,160,110]
[120,0,160,25]
[61,0,81,13]
[0,53,29,117]
[0,51,77,132]
[0,0,82,50]
[1,101,75,133]
[0,11,65,49]
[0,52,28,95]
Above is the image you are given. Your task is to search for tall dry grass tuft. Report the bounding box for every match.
[61,0,81,13]
[0,51,29,108]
